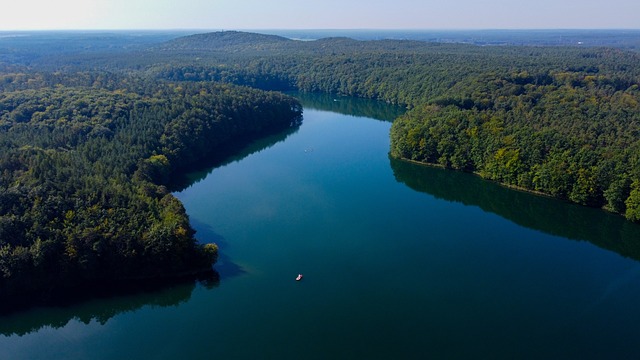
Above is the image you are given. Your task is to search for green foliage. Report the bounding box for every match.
[386,59,640,218]
[604,175,631,213]
[626,181,640,222]
[0,76,301,304]
[135,155,171,184]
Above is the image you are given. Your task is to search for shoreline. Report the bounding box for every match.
[393,155,624,215]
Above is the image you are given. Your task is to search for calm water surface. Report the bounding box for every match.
[2,94,640,359]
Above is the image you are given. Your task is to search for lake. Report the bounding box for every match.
[2,93,640,359]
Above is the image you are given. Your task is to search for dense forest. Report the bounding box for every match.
[1,30,640,308]
[0,67,302,309]
[389,73,640,218]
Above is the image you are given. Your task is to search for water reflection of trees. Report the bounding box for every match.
[0,271,219,336]
[290,92,406,122]
[170,125,300,191]
[172,92,405,191]
[390,157,640,262]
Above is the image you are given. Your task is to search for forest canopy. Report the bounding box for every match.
[0,72,302,308]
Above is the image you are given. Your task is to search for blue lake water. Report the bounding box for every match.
[2,94,640,359]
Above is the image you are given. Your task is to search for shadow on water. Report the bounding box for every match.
[0,271,219,336]
[287,91,406,122]
[390,157,640,262]
[189,218,247,279]
[170,125,301,192]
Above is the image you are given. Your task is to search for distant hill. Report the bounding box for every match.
[156,31,293,52]
[261,29,640,50]
[151,31,471,58]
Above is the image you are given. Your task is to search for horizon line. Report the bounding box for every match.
[1,28,640,33]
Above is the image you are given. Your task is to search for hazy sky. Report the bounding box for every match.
[1,0,639,30]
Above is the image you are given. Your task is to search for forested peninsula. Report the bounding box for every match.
[1,30,639,308]
[0,71,302,309]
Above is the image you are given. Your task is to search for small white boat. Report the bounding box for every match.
[296,274,303,281]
